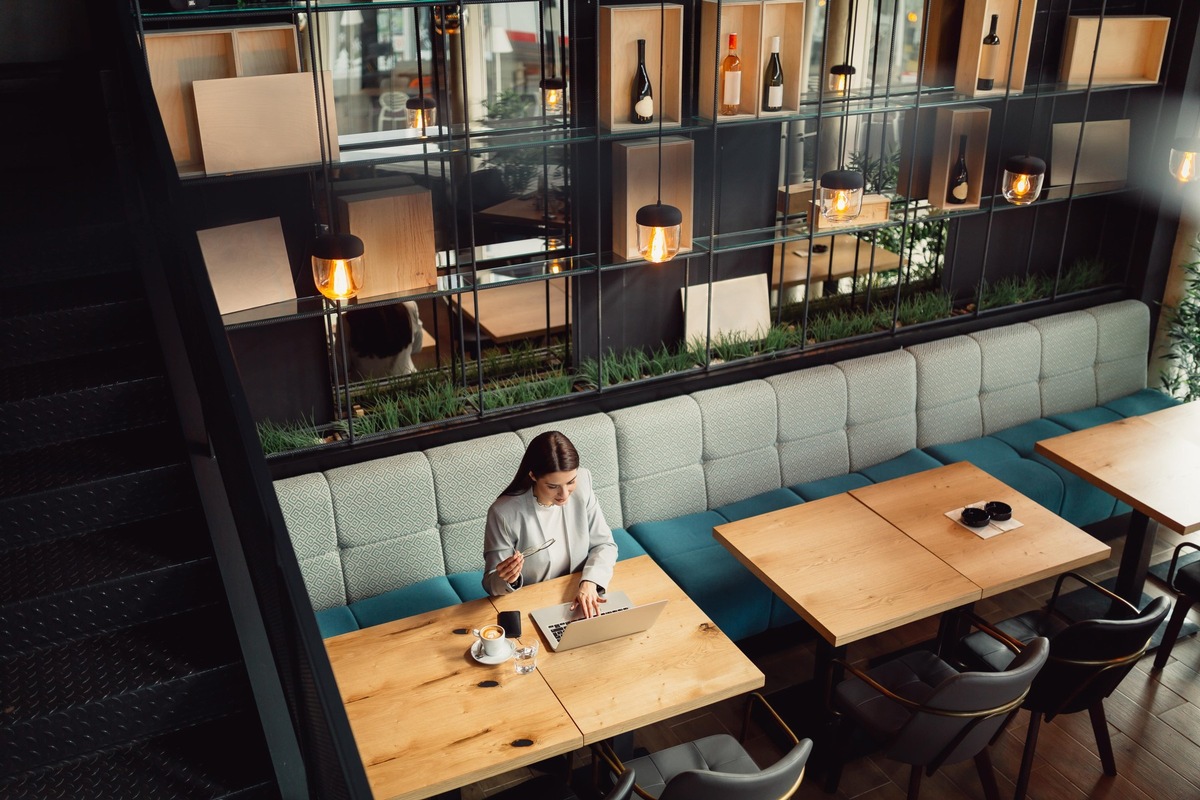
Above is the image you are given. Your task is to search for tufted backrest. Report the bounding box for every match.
[609,395,707,526]
[1089,300,1150,404]
[839,349,918,471]
[971,322,1043,434]
[692,380,781,509]
[768,364,850,485]
[275,472,344,611]
[1030,309,1099,416]
[910,335,984,449]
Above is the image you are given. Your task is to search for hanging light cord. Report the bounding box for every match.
[838,0,855,167]
[656,0,666,205]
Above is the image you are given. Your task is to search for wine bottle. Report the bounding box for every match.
[977,14,1000,91]
[719,33,742,116]
[948,134,970,204]
[762,36,784,112]
[631,39,654,124]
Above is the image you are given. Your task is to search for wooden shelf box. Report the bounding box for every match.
[337,186,437,298]
[144,24,300,175]
[612,137,694,260]
[598,4,684,133]
[811,193,891,231]
[1060,16,1170,87]
[757,1,805,118]
[919,0,967,89]
[897,107,938,201]
[953,0,1037,98]
[928,106,991,211]
[699,0,763,122]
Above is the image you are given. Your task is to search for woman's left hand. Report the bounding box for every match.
[571,580,606,618]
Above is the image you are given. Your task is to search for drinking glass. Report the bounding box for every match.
[514,643,538,674]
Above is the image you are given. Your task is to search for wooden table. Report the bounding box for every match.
[450,279,570,343]
[851,462,1112,598]
[490,555,764,744]
[771,234,903,297]
[1035,406,1200,602]
[324,598,582,800]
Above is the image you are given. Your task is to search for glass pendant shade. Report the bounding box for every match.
[406,97,436,129]
[540,78,566,114]
[828,64,855,95]
[1001,155,1046,206]
[311,233,365,301]
[635,203,683,263]
[1170,138,1200,183]
[818,170,865,222]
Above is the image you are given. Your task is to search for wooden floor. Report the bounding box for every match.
[463,518,1200,800]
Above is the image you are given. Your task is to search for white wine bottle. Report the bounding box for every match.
[719,33,742,116]
[631,38,653,124]
[762,36,783,112]
[977,15,1000,91]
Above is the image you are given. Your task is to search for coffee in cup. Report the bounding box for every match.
[477,623,507,657]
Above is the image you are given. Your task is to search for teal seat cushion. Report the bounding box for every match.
[857,449,943,484]
[924,436,1023,468]
[350,575,463,629]
[655,545,773,641]
[1104,388,1180,417]
[923,436,1065,514]
[990,419,1073,457]
[1030,454,1117,528]
[611,527,648,560]
[315,606,359,639]
[627,511,727,563]
[790,473,873,501]
[448,570,489,603]
[715,488,804,522]
[1047,406,1123,431]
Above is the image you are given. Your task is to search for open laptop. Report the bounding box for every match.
[529,590,668,652]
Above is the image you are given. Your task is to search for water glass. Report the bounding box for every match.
[514,643,538,674]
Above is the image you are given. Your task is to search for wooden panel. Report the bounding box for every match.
[757,0,804,118]
[231,26,300,76]
[597,4,684,132]
[337,186,437,298]
[954,0,1037,98]
[897,107,938,200]
[772,234,903,289]
[698,0,762,121]
[611,136,694,260]
[1140,400,1200,447]
[1050,119,1129,188]
[196,217,296,315]
[194,70,339,175]
[776,181,814,216]
[324,599,582,800]
[682,273,770,342]
[714,494,981,646]
[452,279,569,343]
[489,555,764,743]
[928,105,991,210]
[851,462,1112,597]
[1060,15,1170,86]
[919,0,966,88]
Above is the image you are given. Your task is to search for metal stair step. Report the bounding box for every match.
[0,343,162,403]
[0,299,154,370]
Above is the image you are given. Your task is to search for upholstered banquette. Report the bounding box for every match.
[275,300,1178,642]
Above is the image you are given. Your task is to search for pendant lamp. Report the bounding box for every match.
[1001,155,1046,206]
[828,64,855,96]
[539,0,567,115]
[406,96,436,130]
[311,233,365,301]
[635,0,682,263]
[1170,138,1200,183]
[818,0,863,222]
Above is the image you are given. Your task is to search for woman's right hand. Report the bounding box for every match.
[495,551,524,585]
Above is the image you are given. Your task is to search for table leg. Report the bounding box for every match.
[815,640,847,793]
[1114,510,1155,605]
[936,603,975,658]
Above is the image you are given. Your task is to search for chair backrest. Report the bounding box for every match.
[604,768,636,800]
[887,638,1049,770]
[1029,596,1170,717]
[657,738,812,800]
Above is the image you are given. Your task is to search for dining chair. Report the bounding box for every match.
[1153,541,1200,670]
[377,90,408,130]
[827,631,1049,800]
[957,572,1170,800]
[487,762,635,800]
[596,693,813,800]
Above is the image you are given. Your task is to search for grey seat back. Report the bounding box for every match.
[658,738,813,800]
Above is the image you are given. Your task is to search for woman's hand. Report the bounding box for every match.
[571,580,607,618]
[495,551,524,585]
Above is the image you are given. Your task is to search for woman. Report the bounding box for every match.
[482,431,617,617]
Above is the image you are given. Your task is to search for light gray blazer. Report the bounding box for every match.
[482,467,617,597]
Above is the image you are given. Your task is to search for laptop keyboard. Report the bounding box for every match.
[548,604,631,641]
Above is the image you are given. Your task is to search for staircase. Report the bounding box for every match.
[0,9,283,799]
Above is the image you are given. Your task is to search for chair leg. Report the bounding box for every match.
[1153,597,1194,671]
[1014,712,1043,800]
[1089,702,1117,776]
[822,717,849,794]
[907,764,922,800]
[973,749,1001,800]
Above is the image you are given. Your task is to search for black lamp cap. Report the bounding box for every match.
[1004,155,1046,176]
[636,202,683,227]
[819,169,865,191]
[830,64,856,76]
[1172,137,1200,153]
[406,96,436,110]
[311,233,364,260]
[540,77,566,90]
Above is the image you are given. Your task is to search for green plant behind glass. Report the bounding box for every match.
[1161,238,1200,402]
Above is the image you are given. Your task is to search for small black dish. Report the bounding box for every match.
[960,507,991,528]
[983,501,1012,521]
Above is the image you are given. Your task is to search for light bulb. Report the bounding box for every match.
[646,226,670,262]
[540,78,566,115]
[406,97,436,131]
[818,170,865,222]
[1170,139,1200,183]
[635,203,683,263]
[828,65,855,96]
[311,233,365,301]
[1001,155,1046,206]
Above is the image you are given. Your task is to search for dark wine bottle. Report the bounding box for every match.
[631,38,654,124]
[948,134,970,204]
[977,14,1000,91]
[762,36,784,112]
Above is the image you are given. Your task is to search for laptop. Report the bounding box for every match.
[529,590,668,652]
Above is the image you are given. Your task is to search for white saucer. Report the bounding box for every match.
[469,638,515,665]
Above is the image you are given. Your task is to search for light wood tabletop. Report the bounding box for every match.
[850,462,1112,597]
[489,555,764,744]
[324,598,582,800]
[451,279,570,343]
[713,493,981,647]
[1136,399,1200,449]
[1034,414,1200,535]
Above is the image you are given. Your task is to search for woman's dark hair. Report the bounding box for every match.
[500,431,579,496]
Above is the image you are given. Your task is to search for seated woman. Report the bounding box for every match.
[483,431,617,617]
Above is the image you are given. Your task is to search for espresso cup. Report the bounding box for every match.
[476,623,507,657]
